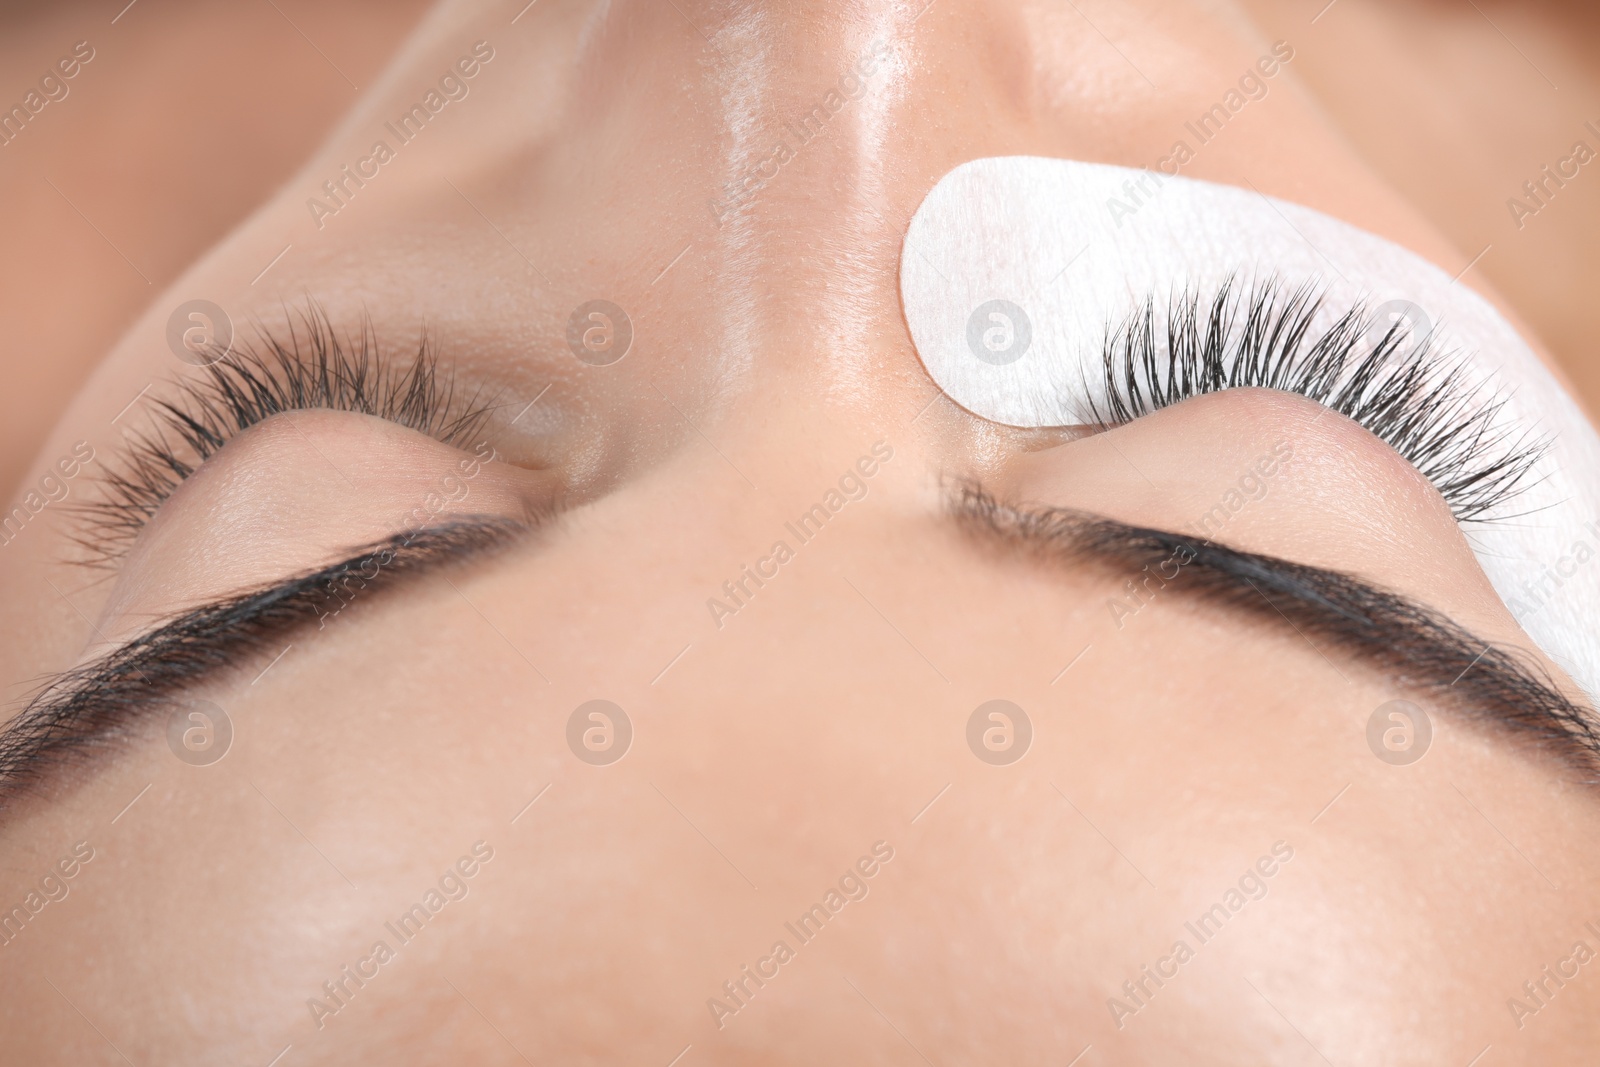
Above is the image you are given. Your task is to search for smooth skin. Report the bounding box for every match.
[0,1,1596,1063]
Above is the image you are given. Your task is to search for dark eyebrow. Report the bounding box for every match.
[949,482,1600,782]
[0,516,528,812]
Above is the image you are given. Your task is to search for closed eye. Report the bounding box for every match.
[74,303,503,566]
[6,306,561,810]
[1086,277,1547,523]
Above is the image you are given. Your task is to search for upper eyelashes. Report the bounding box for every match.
[1088,277,1547,522]
[76,307,500,565]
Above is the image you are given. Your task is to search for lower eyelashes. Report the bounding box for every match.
[1087,277,1545,524]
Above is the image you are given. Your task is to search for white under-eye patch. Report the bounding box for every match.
[900,156,1600,702]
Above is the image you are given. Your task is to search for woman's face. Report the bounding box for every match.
[2,1,1597,1063]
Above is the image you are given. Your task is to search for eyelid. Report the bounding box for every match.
[1085,278,1544,524]
[1003,386,1517,637]
[76,307,501,566]
[91,409,554,646]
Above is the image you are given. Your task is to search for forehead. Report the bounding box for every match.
[4,2,1600,1062]
[2,454,1594,1061]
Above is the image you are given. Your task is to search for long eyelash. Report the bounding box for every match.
[75,305,497,565]
[1086,277,1547,522]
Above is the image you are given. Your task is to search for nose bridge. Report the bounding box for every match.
[539,0,1058,405]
